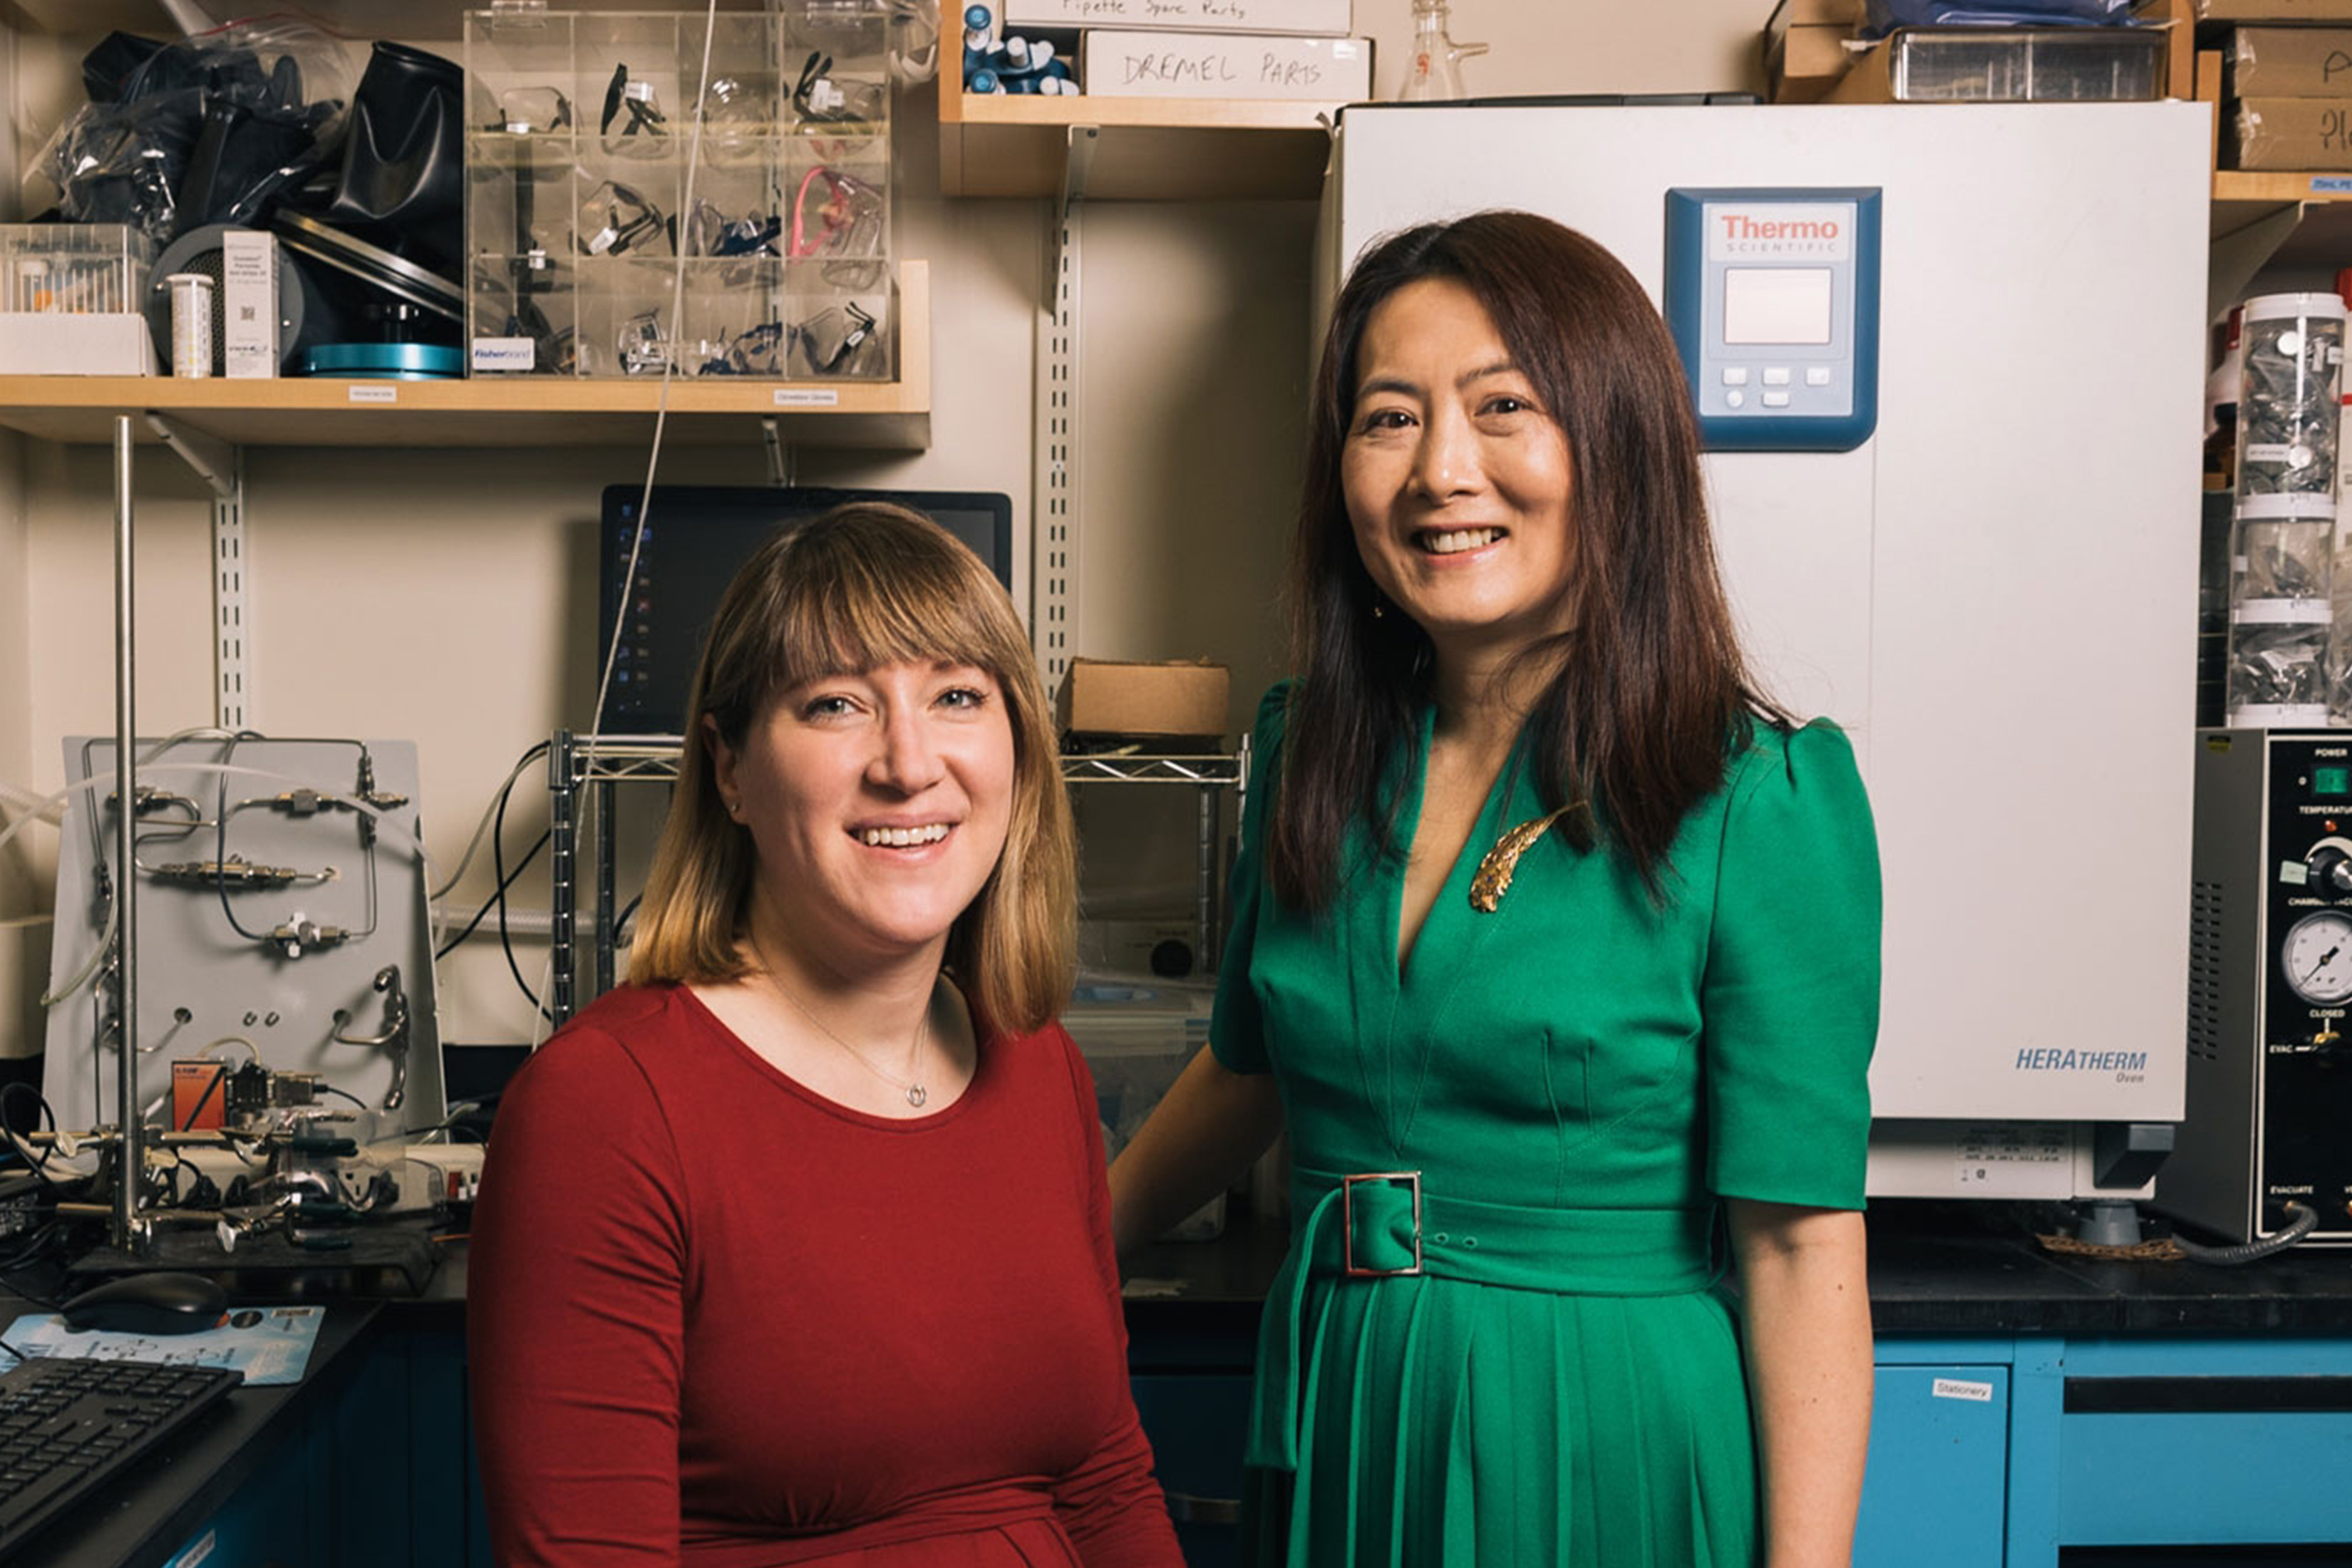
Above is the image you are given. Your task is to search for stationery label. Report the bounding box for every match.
[1931,1378,1994,1403]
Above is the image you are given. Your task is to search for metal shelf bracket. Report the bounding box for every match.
[148,413,251,730]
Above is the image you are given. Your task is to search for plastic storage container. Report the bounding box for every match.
[1065,979,1221,1240]
[2228,292,2346,728]
[0,224,159,374]
[2229,492,2336,727]
[463,4,894,379]
[1872,26,2165,102]
[2237,292,2346,500]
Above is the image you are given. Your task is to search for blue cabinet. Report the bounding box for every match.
[1857,1347,2012,1568]
[166,1324,2352,1567]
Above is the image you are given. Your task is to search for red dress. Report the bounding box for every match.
[468,984,1183,1568]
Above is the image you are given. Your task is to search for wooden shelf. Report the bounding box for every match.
[0,262,931,450]
[937,77,1339,200]
[1,0,765,36]
[2212,170,2352,239]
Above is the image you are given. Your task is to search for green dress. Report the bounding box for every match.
[1212,686,1880,1568]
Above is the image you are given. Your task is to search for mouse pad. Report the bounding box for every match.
[1,1304,325,1386]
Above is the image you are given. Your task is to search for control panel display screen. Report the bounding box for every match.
[1723,267,1834,346]
[1664,186,1880,453]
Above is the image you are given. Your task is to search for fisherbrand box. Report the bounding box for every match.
[1006,0,1352,34]
[1080,29,1370,98]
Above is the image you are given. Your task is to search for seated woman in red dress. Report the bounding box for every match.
[470,501,1183,1568]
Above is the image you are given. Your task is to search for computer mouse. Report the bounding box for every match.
[58,1272,229,1336]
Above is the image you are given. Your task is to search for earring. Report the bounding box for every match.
[1370,600,1386,621]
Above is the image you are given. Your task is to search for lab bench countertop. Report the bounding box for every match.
[1118,1202,2352,1341]
[3,1299,381,1568]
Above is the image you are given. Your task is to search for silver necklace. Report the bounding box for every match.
[760,949,933,1108]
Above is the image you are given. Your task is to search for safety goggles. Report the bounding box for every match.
[790,301,882,378]
[580,181,672,258]
[490,85,572,135]
[600,63,671,155]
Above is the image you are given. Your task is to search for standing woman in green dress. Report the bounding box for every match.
[1109,209,1881,1567]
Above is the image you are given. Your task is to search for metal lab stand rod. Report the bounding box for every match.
[111,418,140,1251]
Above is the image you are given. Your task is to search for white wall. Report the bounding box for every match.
[0,1,1781,1050]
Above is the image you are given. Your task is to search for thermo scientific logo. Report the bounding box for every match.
[1708,203,1853,262]
[1718,213,1842,244]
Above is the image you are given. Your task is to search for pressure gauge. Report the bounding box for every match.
[2281,909,2352,1004]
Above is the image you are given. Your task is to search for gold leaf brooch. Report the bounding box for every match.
[1468,802,1584,914]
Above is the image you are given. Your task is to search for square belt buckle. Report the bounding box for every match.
[1341,1170,1423,1278]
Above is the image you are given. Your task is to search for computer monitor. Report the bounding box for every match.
[595,485,1016,734]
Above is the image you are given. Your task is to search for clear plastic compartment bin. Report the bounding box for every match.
[464,5,894,380]
[1879,26,2166,103]
[0,224,160,375]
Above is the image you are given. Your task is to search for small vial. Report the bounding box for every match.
[165,272,215,378]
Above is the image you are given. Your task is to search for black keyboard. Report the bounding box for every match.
[0,1356,244,1549]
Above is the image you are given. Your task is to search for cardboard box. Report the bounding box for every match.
[1773,0,1864,24]
[1080,29,1370,98]
[221,228,277,380]
[1768,24,1858,102]
[2198,0,2352,19]
[1765,0,1864,103]
[1006,0,1351,35]
[1057,659,1230,739]
[2232,93,2352,166]
[2229,25,2352,96]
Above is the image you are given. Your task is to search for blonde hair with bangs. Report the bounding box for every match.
[628,501,1076,1035]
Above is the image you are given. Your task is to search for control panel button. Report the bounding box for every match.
[1726,389,1747,409]
[1721,367,1750,386]
[1805,365,1832,386]
[1762,391,1792,408]
[1763,366,1793,386]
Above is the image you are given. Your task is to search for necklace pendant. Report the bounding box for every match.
[905,1084,928,1108]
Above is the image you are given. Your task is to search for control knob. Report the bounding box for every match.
[2310,843,2352,895]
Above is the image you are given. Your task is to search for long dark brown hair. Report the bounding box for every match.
[1272,210,1787,909]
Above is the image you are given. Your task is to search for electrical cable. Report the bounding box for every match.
[2170,1200,2321,1265]
[589,0,720,747]
[0,1224,62,1284]
[430,742,550,902]
[495,763,554,1022]
[435,830,550,961]
[509,0,718,1051]
[0,1083,58,1175]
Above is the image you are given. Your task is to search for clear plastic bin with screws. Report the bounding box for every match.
[2236,292,2346,499]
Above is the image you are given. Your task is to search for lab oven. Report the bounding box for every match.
[1321,101,2210,1199]
[2157,731,2352,1246]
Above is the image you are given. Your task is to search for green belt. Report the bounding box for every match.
[1245,1167,1719,1481]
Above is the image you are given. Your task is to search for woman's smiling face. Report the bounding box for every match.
[1341,277,1579,665]
[708,656,1014,967]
